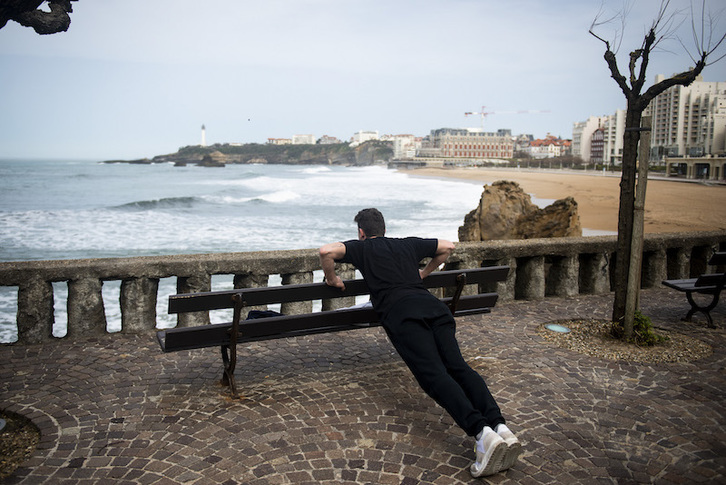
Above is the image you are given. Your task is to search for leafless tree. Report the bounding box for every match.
[590,0,726,340]
[0,0,76,35]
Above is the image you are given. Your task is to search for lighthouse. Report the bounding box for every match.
[201,124,207,147]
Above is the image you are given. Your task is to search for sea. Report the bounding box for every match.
[0,158,559,343]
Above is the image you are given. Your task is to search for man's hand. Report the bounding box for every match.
[324,275,346,291]
[420,239,455,279]
[319,241,347,291]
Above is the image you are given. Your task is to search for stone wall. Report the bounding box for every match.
[1,231,725,344]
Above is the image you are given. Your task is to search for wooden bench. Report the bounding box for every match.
[157,266,509,397]
[662,251,725,328]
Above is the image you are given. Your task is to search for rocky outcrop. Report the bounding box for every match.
[198,151,226,167]
[458,180,582,241]
[104,141,394,167]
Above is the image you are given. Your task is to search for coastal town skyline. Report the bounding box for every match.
[1,0,725,160]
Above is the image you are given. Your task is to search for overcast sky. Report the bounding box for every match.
[1,0,725,160]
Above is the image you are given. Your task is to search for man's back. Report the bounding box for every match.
[338,236,438,317]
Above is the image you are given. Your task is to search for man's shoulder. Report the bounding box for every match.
[399,236,438,246]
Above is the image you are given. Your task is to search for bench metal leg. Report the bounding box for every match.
[220,345,239,398]
[684,291,719,328]
[447,273,467,314]
[220,294,245,398]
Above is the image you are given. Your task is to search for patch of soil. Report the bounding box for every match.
[537,319,713,363]
[0,410,40,480]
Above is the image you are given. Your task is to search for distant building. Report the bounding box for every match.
[590,128,605,163]
[267,138,292,145]
[524,134,569,159]
[572,109,625,165]
[201,124,207,147]
[602,109,625,165]
[422,128,513,159]
[391,134,418,159]
[572,116,607,162]
[292,134,316,145]
[645,74,726,159]
[514,134,534,154]
[350,130,379,146]
[318,135,342,145]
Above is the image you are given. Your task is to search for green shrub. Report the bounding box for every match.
[611,310,669,346]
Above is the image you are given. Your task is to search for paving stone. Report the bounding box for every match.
[1,288,724,483]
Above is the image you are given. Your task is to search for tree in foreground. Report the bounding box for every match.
[0,0,76,35]
[590,0,726,340]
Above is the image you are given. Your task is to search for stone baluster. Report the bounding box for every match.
[281,271,313,315]
[546,255,579,297]
[321,265,356,311]
[67,278,107,338]
[480,258,516,302]
[690,246,712,277]
[176,274,211,327]
[515,256,545,300]
[16,277,54,344]
[579,253,611,294]
[667,247,691,279]
[641,249,667,288]
[233,273,270,319]
[120,277,159,333]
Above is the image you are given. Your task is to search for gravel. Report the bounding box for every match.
[537,319,713,363]
[0,410,40,480]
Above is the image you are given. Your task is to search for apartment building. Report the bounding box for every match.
[391,134,418,159]
[590,128,605,162]
[572,116,607,162]
[572,109,625,165]
[645,75,726,159]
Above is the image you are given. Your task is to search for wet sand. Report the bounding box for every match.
[400,167,726,234]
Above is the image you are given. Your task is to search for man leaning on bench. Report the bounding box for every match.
[158,207,522,477]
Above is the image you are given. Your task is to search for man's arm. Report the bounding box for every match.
[420,239,455,279]
[319,242,347,290]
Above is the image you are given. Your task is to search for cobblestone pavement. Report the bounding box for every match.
[1,288,725,484]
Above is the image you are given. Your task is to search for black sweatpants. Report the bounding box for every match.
[382,293,504,437]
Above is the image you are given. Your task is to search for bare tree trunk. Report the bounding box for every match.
[612,103,642,325]
[623,116,652,339]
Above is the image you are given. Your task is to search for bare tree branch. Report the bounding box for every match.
[0,0,76,35]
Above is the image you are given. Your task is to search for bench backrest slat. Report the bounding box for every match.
[709,252,726,267]
[695,273,726,288]
[168,266,509,314]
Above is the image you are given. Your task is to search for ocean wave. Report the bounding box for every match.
[112,196,200,211]
[201,190,301,205]
[301,166,332,174]
[255,190,300,203]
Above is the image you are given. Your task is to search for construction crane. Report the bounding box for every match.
[464,106,550,129]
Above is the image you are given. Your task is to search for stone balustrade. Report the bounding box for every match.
[1,231,725,345]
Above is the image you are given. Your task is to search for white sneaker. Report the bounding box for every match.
[496,424,522,471]
[470,426,506,477]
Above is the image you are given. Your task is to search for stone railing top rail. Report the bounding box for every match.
[1,231,724,286]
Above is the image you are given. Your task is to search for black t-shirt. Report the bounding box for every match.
[337,236,438,318]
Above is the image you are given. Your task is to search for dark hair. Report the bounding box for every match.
[354,208,386,237]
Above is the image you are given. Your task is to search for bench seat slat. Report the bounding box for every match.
[663,273,724,294]
[158,293,498,352]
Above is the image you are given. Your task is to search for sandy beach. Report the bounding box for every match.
[400,167,726,235]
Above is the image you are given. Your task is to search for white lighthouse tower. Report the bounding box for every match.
[201,124,207,147]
